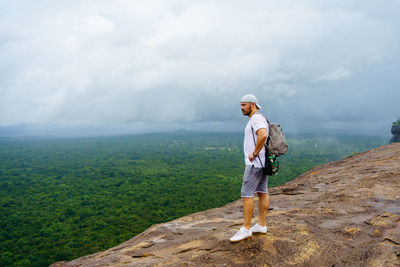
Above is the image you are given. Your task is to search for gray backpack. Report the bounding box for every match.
[252,113,288,175]
[267,122,288,156]
[257,113,288,156]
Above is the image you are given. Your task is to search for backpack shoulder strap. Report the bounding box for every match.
[250,125,265,169]
[254,112,270,146]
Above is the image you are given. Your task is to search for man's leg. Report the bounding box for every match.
[230,166,256,242]
[243,197,254,229]
[257,193,269,226]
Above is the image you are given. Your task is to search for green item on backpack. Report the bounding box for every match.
[267,152,279,175]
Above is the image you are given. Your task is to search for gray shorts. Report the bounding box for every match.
[241,165,268,197]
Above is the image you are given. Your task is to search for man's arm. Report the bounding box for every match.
[248,128,267,161]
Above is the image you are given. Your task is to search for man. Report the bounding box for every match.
[230,94,269,242]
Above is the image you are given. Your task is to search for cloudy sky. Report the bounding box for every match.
[1,0,399,136]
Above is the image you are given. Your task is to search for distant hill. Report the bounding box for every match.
[52,142,400,267]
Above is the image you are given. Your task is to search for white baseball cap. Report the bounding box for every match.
[240,94,262,109]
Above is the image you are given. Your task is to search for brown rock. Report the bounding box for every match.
[51,143,400,267]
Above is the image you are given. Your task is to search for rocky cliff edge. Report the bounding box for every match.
[52,143,400,267]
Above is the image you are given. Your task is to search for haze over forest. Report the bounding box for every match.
[1,1,399,137]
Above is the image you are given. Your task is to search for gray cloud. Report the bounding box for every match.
[0,0,399,135]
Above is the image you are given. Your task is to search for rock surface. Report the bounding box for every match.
[391,123,400,143]
[52,143,400,267]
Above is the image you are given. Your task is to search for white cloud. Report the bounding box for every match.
[0,0,399,134]
[315,67,351,82]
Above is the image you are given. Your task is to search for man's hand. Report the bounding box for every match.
[248,153,256,162]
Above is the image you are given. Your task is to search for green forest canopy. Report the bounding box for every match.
[0,132,388,266]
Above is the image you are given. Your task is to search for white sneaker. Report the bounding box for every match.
[250,223,267,234]
[230,227,252,242]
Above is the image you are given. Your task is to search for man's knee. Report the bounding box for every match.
[242,196,254,202]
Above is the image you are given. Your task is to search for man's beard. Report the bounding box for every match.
[242,109,250,116]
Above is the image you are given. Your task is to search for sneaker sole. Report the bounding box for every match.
[229,235,252,243]
[252,231,267,235]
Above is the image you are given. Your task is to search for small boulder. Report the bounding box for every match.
[390,119,400,143]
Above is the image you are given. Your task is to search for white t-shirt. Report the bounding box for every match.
[243,113,269,167]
